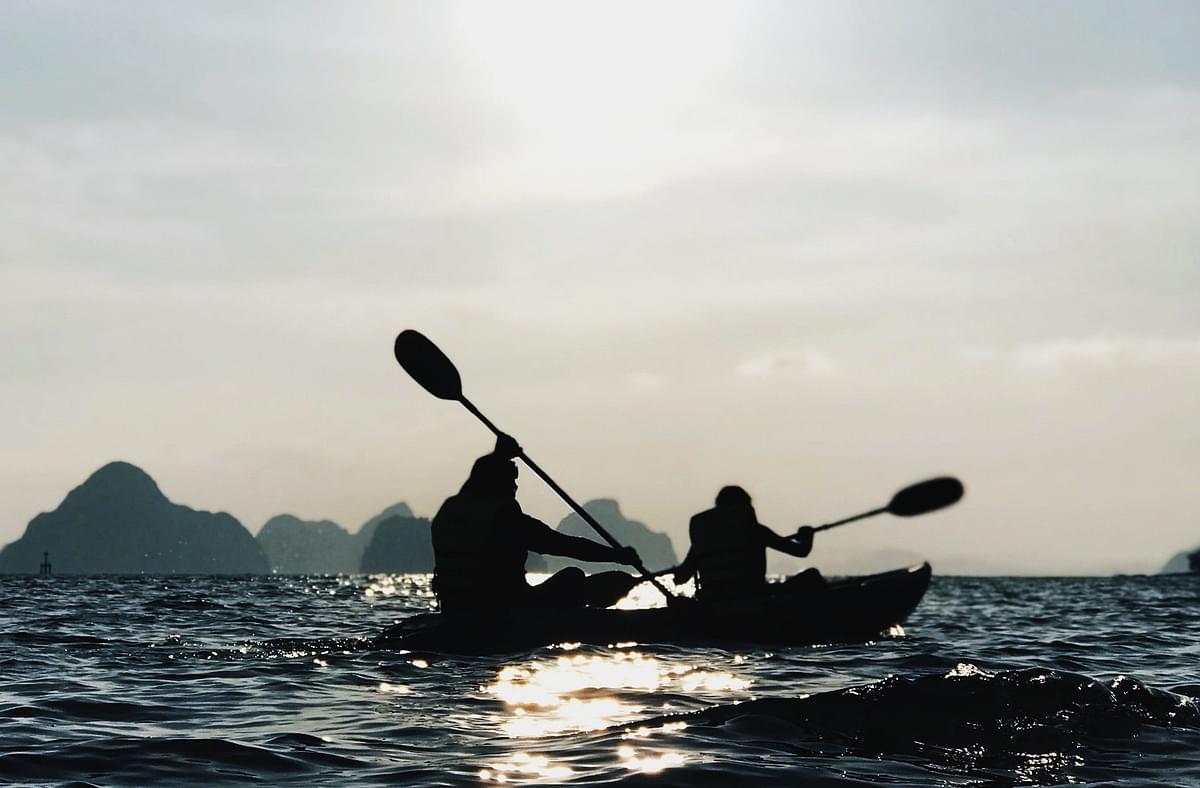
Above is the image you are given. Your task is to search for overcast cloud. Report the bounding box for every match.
[3,1,1198,574]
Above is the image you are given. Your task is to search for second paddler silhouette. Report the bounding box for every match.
[431,432,642,614]
[674,485,821,601]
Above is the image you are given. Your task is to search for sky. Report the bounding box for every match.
[2,1,1198,575]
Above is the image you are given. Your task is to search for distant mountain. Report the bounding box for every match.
[355,503,414,556]
[0,462,267,574]
[257,515,358,574]
[544,499,677,573]
[1161,547,1199,574]
[253,503,419,574]
[360,515,434,573]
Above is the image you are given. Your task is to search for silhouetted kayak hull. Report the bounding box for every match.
[376,563,932,655]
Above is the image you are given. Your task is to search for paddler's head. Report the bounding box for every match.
[715,485,752,508]
[462,453,519,497]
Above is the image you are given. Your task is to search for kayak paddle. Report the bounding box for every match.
[811,477,964,533]
[393,329,681,604]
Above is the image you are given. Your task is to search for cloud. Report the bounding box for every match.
[625,371,670,394]
[737,349,836,378]
[967,335,1200,369]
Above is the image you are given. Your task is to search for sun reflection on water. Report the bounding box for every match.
[617,744,687,773]
[1012,750,1085,783]
[363,576,397,599]
[483,648,751,738]
[363,574,435,603]
[612,579,674,610]
[479,752,574,783]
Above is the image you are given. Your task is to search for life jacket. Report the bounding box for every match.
[688,505,767,601]
[431,494,528,612]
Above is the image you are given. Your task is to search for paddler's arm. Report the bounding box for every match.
[673,550,696,584]
[518,514,640,565]
[760,524,814,558]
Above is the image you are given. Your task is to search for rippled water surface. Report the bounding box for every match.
[2,574,1198,786]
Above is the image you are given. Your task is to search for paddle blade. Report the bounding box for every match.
[393,330,464,401]
[887,477,964,517]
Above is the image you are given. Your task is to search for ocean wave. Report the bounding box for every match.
[0,735,369,784]
[626,664,1200,784]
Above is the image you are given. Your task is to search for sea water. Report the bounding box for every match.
[1,574,1198,786]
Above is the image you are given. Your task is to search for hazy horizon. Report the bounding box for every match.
[4,2,1198,576]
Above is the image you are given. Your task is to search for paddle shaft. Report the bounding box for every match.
[459,396,677,601]
[811,506,888,533]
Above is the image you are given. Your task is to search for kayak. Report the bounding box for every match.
[375,563,932,655]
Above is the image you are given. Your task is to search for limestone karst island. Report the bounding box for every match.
[0,462,678,576]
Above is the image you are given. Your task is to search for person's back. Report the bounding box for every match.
[431,433,642,615]
[431,488,528,614]
[676,485,816,602]
[687,491,767,601]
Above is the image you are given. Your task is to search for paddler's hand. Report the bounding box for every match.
[792,525,814,557]
[494,433,522,459]
[613,546,641,567]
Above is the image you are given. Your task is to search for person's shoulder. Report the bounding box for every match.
[501,501,550,529]
[431,494,461,518]
[494,497,523,517]
[689,507,718,528]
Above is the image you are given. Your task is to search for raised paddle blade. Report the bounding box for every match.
[393,330,464,401]
[887,476,964,517]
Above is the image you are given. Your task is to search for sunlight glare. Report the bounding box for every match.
[624,720,688,739]
[613,580,669,610]
[679,670,750,693]
[452,2,740,116]
[617,744,687,774]
[482,752,573,783]
[485,650,750,737]
[448,1,750,202]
